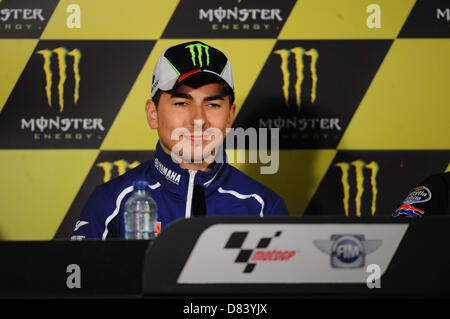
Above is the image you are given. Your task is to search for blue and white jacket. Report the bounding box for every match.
[71,141,289,239]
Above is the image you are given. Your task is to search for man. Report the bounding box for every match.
[392,171,450,217]
[71,41,289,240]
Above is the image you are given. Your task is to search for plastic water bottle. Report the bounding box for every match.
[124,181,158,240]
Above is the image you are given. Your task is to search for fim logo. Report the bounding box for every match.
[273,46,319,112]
[36,47,82,113]
[185,43,210,68]
[224,231,296,273]
[314,235,382,268]
[335,160,379,217]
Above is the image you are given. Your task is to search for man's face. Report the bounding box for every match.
[146,83,236,167]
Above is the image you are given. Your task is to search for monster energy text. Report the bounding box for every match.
[0,8,45,21]
[259,117,342,131]
[199,7,283,32]
[32,133,94,141]
[21,116,105,132]
[258,116,341,141]
[199,7,282,22]
[211,23,271,31]
[0,8,45,32]
[21,116,105,141]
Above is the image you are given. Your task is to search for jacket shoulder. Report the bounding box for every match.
[221,165,289,215]
[224,165,283,200]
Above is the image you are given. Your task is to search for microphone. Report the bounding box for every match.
[192,184,207,216]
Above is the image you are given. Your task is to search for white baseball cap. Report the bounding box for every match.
[151,41,234,100]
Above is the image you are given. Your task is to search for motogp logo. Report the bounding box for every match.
[224,231,296,273]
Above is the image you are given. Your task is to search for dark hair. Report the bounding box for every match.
[152,73,235,107]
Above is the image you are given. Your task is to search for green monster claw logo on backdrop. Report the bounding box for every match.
[335,160,379,217]
[96,160,141,183]
[185,43,210,68]
[273,47,318,112]
[36,47,81,113]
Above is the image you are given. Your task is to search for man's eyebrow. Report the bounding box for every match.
[204,95,225,101]
[170,93,226,101]
[170,93,193,99]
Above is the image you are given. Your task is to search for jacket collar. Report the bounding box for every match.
[147,141,229,198]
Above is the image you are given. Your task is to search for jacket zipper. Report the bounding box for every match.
[185,170,197,218]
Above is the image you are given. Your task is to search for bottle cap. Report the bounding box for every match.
[133,180,149,191]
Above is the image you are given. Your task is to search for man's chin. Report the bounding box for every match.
[180,150,217,164]
[169,139,223,165]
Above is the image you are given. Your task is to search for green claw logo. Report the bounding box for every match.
[36,47,81,113]
[335,160,379,217]
[185,43,210,68]
[274,47,318,112]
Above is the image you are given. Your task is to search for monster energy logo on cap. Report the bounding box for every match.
[185,43,210,68]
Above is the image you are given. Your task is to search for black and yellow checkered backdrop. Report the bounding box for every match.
[0,0,449,239]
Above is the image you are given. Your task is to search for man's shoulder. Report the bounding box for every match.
[223,164,283,201]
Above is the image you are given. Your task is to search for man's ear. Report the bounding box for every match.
[227,103,236,128]
[145,99,158,129]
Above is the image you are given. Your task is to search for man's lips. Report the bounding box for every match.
[183,134,212,142]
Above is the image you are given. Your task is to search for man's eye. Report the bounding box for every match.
[175,101,187,106]
[208,103,221,108]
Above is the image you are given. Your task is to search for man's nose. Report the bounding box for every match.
[189,103,207,129]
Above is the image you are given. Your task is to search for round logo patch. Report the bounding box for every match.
[403,186,432,205]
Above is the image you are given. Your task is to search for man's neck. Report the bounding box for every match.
[179,161,213,172]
